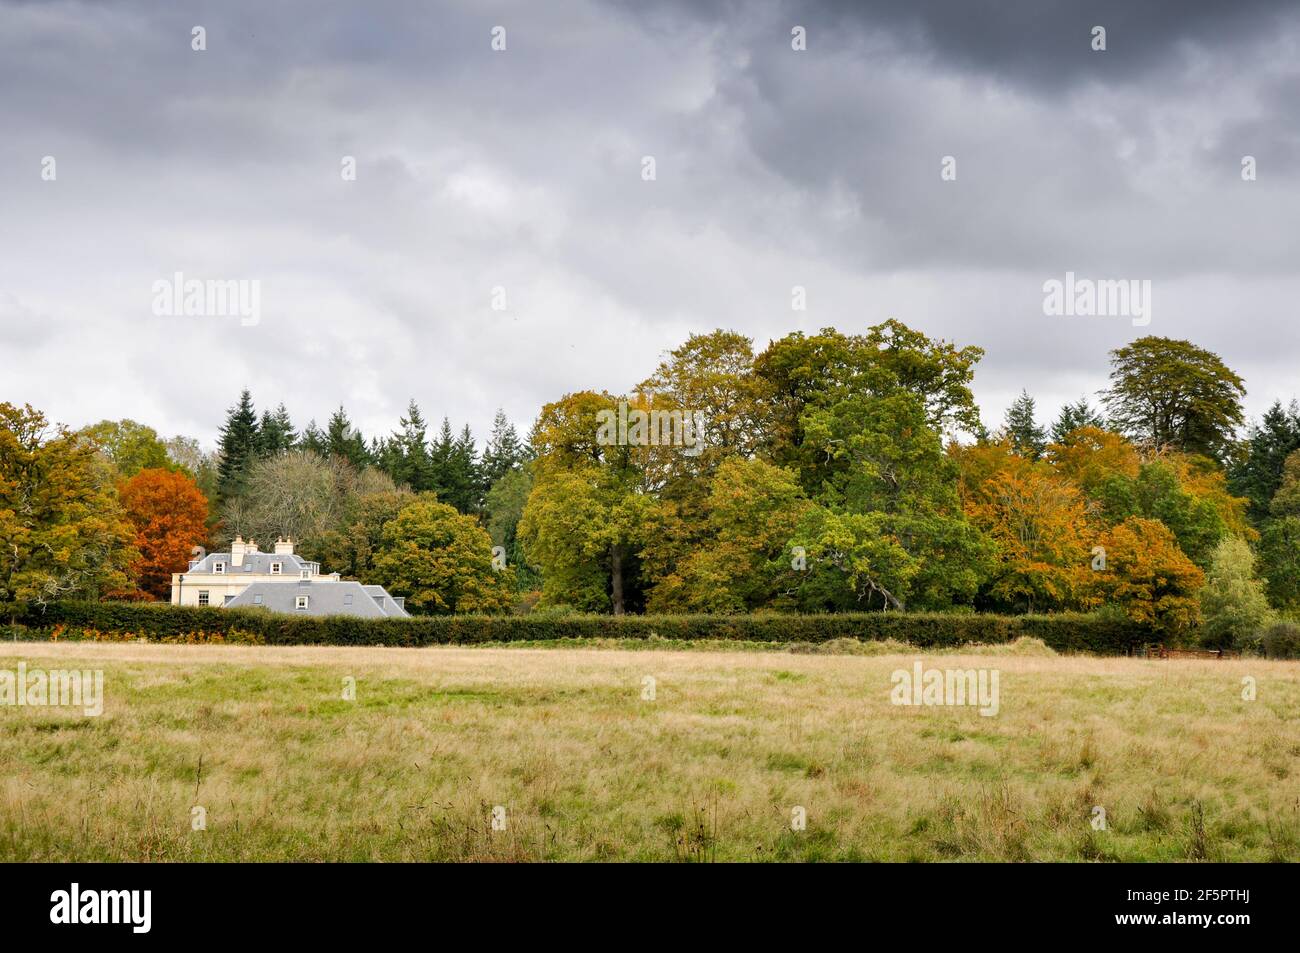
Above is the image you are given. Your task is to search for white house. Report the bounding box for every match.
[170,536,408,618]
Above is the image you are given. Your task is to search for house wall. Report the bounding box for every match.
[171,572,310,607]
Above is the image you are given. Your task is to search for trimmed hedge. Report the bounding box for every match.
[16,601,1148,654]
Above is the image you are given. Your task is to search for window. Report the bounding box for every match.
[300,569,310,579]
[295,595,309,611]
[198,591,210,606]
[223,595,234,606]
[344,594,353,606]
[253,594,264,605]
[270,562,282,575]
[213,561,226,574]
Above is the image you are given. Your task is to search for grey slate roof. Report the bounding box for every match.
[225,580,411,618]
[187,552,317,575]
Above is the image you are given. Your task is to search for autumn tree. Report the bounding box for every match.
[644,458,812,613]
[1102,336,1245,461]
[371,496,514,614]
[1087,517,1203,638]
[0,403,135,621]
[956,441,1092,612]
[118,468,210,599]
[1045,426,1140,499]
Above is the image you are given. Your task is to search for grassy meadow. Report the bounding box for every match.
[1,638,1297,861]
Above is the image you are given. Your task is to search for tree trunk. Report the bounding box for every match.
[610,545,625,616]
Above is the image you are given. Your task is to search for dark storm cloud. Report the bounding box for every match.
[0,0,1298,444]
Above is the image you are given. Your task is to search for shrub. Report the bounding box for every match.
[1260,622,1300,659]
[16,601,1149,654]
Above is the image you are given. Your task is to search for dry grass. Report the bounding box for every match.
[1,641,1297,861]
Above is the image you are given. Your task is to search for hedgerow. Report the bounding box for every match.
[13,601,1148,654]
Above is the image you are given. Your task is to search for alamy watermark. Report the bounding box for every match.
[1043,271,1151,327]
[152,272,261,327]
[890,662,999,717]
[1,662,103,716]
[50,883,150,933]
[596,400,707,456]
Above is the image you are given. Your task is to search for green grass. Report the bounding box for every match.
[0,640,1296,861]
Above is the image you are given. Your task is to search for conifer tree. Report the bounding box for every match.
[216,390,259,501]
[1004,390,1047,459]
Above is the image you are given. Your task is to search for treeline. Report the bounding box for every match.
[2,319,1299,649]
[211,393,529,514]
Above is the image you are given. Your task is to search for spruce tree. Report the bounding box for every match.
[300,420,326,456]
[1050,397,1105,445]
[1004,390,1047,459]
[326,406,370,470]
[1229,400,1300,525]
[481,409,526,490]
[216,390,259,501]
[391,399,434,491]
[256,403,298,457]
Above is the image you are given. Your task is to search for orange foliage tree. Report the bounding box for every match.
[118,468,210,600]
[1086,517,1204,638]
[955,440,1093,611]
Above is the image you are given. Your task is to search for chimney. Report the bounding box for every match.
[247,538,260,553]
[274,536,294,555]
[231,535,247,567]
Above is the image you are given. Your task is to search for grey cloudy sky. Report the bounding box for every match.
[2,0,1297,449]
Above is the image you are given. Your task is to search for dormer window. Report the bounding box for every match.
[300,569,310,579]
[213,561,226,574]
[270,562,282,575]
[295,595,309,611]
[344,594,353,606]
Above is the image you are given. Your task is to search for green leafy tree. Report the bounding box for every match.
[484,467,537,590]
[794,389,990,610]
[371,496,514,614]
[520,392,655,614]
[1102,336,1246,461]
[1268,448,1300,518]
[1,403,135,621]
[755,321,984,487]
[79,419,175,478]
[1198,536,1273,649]
[1259,517,1300,612]
[319,488,413,581]
[1096,459,1228,568]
